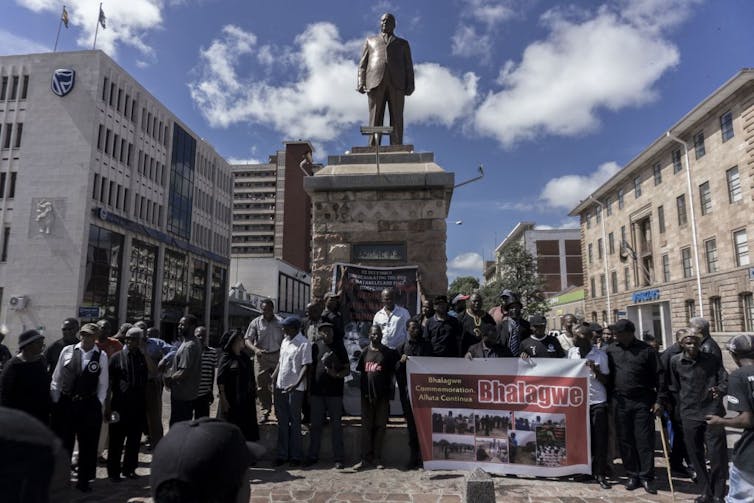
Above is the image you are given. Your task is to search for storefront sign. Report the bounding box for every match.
[78,306,100,319]
[407,357,590,476]
[632,289,660,303]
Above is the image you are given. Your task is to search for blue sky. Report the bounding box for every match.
[2,0,752,283]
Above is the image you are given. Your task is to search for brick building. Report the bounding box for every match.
[570,69,754,348]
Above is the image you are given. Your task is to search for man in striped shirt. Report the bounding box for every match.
[192,326,217,419]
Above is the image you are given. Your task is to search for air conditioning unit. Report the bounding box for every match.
[9,295,29,311]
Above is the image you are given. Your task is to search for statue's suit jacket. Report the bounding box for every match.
[358,34,414,93]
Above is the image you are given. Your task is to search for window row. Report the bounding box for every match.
[97,125,133,167]
[102,76,138,123]
[141,107,168,146]
[0,75,29,101]
[0,172,17,199]
[134,193,163,227]
[0,123,23,149]
[138,150,166,186]
[193,222,213,250]
[195,187,213,215]
[92,173,129,213]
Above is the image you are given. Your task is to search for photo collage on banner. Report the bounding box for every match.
[408,357,590,476]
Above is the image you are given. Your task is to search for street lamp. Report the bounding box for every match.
[666,132,704,317]
[588,196,611,322]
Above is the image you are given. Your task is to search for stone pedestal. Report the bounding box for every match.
[303,146,454,298]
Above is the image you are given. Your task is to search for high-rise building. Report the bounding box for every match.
[0,50,232,347]
[230,142,313,316]
[571,69,754,347]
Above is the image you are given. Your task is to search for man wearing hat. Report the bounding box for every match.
[50,322,109,492]
[668,329,728,503]
[244,298,284,423]
[372,287,411,350]
[151,417,265,503]
[605,318,662,494]
[707,334,754,501]
[424,295,462,357]
[496,290,530,357]
[0,329,51,425]
[449,293,469,318]
[305,322,349,468]
[107,326,156,481]
[44,318,80,377]
[520,315,565,358]
[272,316,312,466]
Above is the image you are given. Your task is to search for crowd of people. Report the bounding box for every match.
[0,285,752,503]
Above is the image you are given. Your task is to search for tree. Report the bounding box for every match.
[448,276,480,299]
[496,242,550,317]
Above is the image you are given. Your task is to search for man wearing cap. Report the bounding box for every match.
[449,293,469,318]
[107,326,156,481]
[706,334,754,502]
[496,290,530,357]
[605,318,662,494]
[244,298,283,423]
[151,417,265,503]
[0,329,51,425]
[305,322,349,468]
[460,293,496,355]
[273,316,312,466]
[568,325,610,489]
[50,322,109,492]
[424,295,462,357]
[669,329,728,503]
[373,287,411,350]
[520,315,565,358]
[164,315,202,426]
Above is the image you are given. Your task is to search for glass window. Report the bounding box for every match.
[210,265,227,339]
[82,225,123,321]
[705,238,718,273]
[618,188,624,209]
[14,123,22,149]
[1,226,9,262]
[741,293,754,332]
[126,240,157,322]
[685,299,696,324]
[608,232,615,254]
[605,196,612,216]
[588,243,593,264]
[677,194,688,226]
[585,211,591,229]
[590,277,596,298]
[734,229,749,266]
[188,259,208,321]
[727,166,742,203]
[693,131,705,159]
[597,238,603,259]
[720,111,734,142]
[658,205,665,234]
[709,296,723,332]
[611,271,618,294]
[653,163,662,185]
[167,124,196,239]
[162,249,187,317]
[672,149,682,173]
[634,176,642,198]
[662,253,670,282]
[624,267,630,290]
[699,181,712,215]
[0,77,7,100]
[681,247,693,278]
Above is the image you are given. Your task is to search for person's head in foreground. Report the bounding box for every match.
[152,418,265,503]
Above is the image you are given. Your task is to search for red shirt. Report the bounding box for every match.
[96,337,123,358]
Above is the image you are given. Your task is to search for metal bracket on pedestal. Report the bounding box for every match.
[360,126,393,175]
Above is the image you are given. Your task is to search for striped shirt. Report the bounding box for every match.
[197,346,217,397]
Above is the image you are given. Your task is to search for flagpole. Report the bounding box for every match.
[54,5,65,52]
[92,2,102,50]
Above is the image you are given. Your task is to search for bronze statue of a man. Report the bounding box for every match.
[357,13,415,146]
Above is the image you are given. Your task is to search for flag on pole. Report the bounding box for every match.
[61,6,69,28]
[98,6,106,29]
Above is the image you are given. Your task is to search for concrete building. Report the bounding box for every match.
[230,142,313,316]
[0,50,232,348]
[493,222,583,296]
[571,69,754,348]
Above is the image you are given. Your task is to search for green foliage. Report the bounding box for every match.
[496,242,550,317]
[447,276,480,298]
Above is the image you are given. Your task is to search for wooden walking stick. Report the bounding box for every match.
[656,416,676,502]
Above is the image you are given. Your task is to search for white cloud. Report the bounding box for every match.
[474,2,692,147]
[448,252,484,272]
[189,23,477,143]
[452,0,517,59]
[539,161,621,210]
[0,29,49,55]
[16,0,164,58]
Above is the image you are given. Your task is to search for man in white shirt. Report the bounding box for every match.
[272,316,312,466]
[50,322,109,492]
[568,325,610,489]
[372,287,411,350]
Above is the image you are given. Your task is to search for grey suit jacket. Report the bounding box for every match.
[358,34,414,93]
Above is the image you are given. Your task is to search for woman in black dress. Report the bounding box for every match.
[217,330,259,441]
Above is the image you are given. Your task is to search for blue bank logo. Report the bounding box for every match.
[51,68,75,97]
